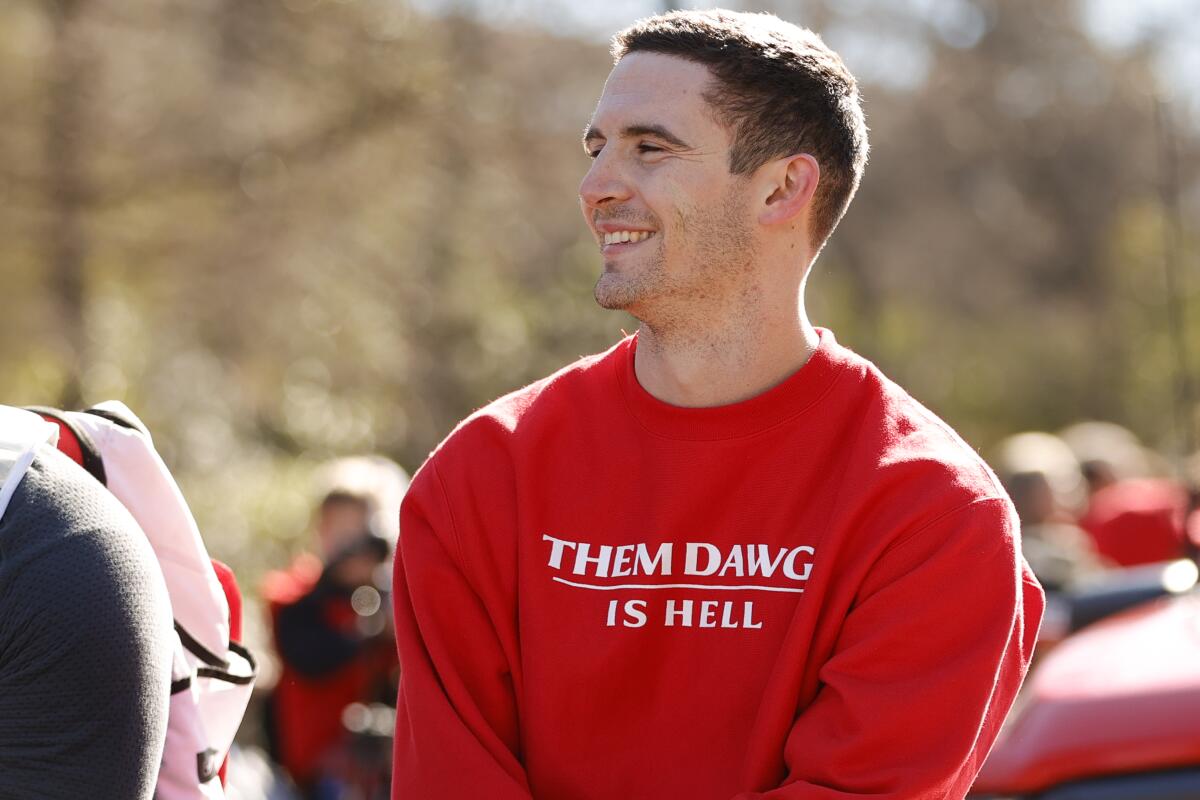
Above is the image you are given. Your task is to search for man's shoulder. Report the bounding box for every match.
[1,444,139,553]
[834,340,1006,509]
[470,341,622,432]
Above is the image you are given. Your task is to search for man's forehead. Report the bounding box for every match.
[587,52,716,135]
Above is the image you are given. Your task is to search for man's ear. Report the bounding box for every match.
[758,154,820,226]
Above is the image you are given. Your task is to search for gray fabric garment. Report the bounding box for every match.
[0,443,172,800]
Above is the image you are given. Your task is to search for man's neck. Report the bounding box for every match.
[632,302,819,408]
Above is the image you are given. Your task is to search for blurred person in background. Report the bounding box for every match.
[262,456,407,799]
[1060,421,1190,567]
[994,431,1105,592]
[392,9,1042,800]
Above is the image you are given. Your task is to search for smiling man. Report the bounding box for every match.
[392,10,1044,800]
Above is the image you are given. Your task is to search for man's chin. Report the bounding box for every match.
[593,273,638,311]
[594,292,633,311]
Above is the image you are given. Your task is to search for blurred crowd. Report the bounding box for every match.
[994,421,1198,593]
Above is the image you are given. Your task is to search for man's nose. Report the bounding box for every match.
[579,153,633,209]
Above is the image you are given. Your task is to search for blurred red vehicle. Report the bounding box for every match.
[970,559,1200,800]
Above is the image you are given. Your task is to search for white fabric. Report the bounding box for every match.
[65,402,230,658]
[160,653,225,800]
[49,402,254,800]
[196,648,256,756]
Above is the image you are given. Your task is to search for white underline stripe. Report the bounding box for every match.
[551,577,805,593]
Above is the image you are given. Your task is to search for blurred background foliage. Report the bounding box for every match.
[2,0,1198,644]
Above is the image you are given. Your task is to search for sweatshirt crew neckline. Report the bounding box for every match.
[614,326,850,441]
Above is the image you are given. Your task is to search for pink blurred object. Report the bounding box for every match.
[974,591,1200,794]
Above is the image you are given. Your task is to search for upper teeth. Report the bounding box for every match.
[603,230,654,245]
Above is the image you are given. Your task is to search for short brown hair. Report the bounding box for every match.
[612,9,868,249]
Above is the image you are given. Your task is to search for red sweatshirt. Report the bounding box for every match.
[392,328,1044,800]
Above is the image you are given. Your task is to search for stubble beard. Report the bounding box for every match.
[593,240,667,313]
[593,187,756,333]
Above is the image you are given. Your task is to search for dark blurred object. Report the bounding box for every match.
[0,407,172,800]
[309,703,394,800]
[974,768,1200,800]
[1058,558,1197,634]
[275,531,391,677]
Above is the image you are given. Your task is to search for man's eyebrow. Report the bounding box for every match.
[582,124,692,149]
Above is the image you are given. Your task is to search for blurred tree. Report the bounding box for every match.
[809,0,1198,448]
[0,0,1196,599]
[43,0,89,408]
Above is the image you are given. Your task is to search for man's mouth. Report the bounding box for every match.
[601,230,656,248]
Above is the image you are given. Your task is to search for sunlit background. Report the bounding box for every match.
[3,0,1199,758]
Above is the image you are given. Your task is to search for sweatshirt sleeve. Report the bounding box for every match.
[734,497,1045,800]
[391,459,533,800]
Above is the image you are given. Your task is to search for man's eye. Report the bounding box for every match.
[587,148,602,159]
[637,143,663,154]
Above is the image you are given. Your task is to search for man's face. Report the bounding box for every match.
[580,53,757,319]
[317,497,370,561]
